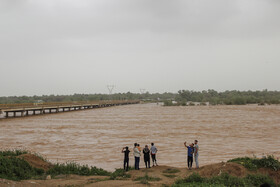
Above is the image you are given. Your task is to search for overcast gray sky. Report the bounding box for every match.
[0,0,279,96]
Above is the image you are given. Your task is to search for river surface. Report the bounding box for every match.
[1,103,280,171]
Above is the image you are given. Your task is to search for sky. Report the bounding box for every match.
[0,0,279,96]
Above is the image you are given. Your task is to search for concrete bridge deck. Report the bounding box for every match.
[0,100,139,118]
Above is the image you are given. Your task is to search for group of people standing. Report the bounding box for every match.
[121,142,158,171]
[184,140,199,170]
[122,140,199,171]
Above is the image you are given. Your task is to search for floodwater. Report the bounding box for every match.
[0,103,280,171]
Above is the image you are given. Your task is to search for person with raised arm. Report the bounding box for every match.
[184,142,194,170]
[122,146,130,171]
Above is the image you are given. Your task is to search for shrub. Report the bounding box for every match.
[0,156,44,181]
[134,173,161,184]
[0,149,28,157]
[163,100,173,106]
[228,155,280,171]
[109,168,131,180]
[47,162,110,176]
[172,172,276,187]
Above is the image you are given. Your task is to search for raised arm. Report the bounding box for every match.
[184,142,188,148]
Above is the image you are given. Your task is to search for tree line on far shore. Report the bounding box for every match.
[0,89,279,105]
[174,89,280,106]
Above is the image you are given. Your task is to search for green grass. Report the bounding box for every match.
[0,149,28,157]
[0,155,44,181]
[163,174,177,178]
[109,168,131,180]
[228,155,280,171]
[0,150,115,181]
[163,168,180,174]
[134,173,161,184]
[47,162,111,177]
[172,172,276,187]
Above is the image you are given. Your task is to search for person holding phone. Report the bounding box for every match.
[122,146,130,171]
[184,142,194,170]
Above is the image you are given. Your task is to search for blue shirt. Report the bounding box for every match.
[187,147,193,157]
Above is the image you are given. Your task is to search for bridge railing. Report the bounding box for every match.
[0,100,139,110]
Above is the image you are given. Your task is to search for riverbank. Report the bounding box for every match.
[0,150,279,186]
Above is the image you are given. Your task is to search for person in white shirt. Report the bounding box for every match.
[150,142,158,166]
[133,143,141,170]
[194,140,199,168]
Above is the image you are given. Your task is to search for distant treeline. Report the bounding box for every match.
[0,92,176,104]
[176,89,280,105]
[0,90,279,105]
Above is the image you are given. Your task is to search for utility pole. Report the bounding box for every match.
[140,89,146,94]
[107,85,115,100]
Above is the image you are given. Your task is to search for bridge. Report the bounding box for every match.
[0,100,140,118]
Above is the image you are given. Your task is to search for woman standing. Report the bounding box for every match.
[143,145,151,168]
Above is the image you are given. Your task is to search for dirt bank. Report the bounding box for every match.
[1,154,279,187]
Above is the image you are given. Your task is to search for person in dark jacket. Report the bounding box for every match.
[143,145,151,168]
[122,146,130,171]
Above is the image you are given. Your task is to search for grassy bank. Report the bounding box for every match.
[0,150,130,181]
[1,150,280,186]
[173,172,276,187]
[228,155,280,171]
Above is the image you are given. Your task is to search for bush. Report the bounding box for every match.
[0,149,28,157]
[109,168,131,180]
[172,172,276,187]
[228,155,280,171]
[163,100,174,106]
[47,162,111,177]
[134,173,161,184]
[0,156,44,181]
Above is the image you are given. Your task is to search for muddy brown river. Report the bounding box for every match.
[1,103,280,171]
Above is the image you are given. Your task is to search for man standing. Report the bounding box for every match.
[194,140,199,168]
[134,143,141,170]
[150,142,158,166]
[122,146,130,171]
[184,142,194,170]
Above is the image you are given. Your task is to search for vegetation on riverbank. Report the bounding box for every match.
[228,155,280,171]
[0,150,129,181]
[1,149,280,187]
[176,89,280,105]
[1,89,280,105]
[172,172,276,187]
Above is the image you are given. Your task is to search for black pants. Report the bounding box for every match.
[124,159,129,171]
[151,154,157,163]
[135,156,140,170]
[144,158,150,168]
[188,156,193,168]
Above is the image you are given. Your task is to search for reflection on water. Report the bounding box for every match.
[1,103,280,171]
